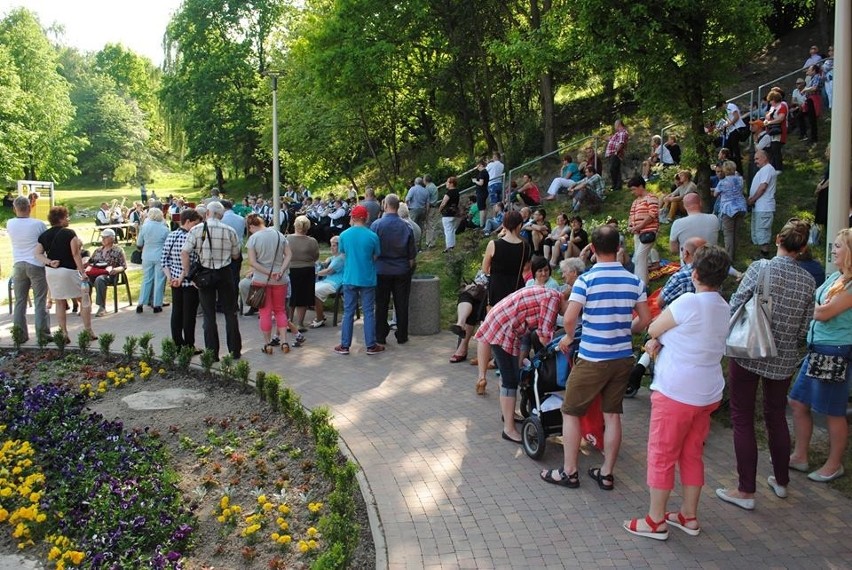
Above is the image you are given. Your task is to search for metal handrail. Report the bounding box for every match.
[505,135,599,201]
[659,90,752,142]
[659,55,834,153]
[756,58,833,110]
[435,165,478,193]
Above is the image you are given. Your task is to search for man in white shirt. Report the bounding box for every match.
[7,196,49,341]
[748,149,777,259]
[486,151,505,205]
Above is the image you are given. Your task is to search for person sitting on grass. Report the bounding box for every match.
[481,202,505,236]
[510,173,541,207]
[568,166,605,213]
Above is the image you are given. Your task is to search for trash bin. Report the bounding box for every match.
[409,274,440,335]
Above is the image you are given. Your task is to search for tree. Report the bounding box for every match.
[162,0,286,188]
[0,44,27,182]
[571,0,771,196]
[0,8,84,181]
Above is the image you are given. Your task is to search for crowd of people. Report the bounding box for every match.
[7,42,849,546]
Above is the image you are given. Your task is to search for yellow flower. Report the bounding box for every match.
[277,504,290,515]
[306,527,318,538]
[36,513,46,523]
[298,540,309,553]
[262,502,273,512]
[271,532,280,541]
[308,539,318,549]
[0,508,8,522]
[308,502,323,513]
[216,515,226,523]
[158,368,165,374]
[220,496,230,510]
[48,546,61,560]
[65,550,85,565]
[256,494,267,504]
[278,534,292,545]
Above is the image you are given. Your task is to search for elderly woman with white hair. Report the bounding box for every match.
[136,207,170,313]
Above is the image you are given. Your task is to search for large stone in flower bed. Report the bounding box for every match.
[0,554,42,569]
[122,388,207,410]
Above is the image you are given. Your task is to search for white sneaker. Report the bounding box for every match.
[767,476,788,498]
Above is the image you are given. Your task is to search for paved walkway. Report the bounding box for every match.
[2,300,852,569]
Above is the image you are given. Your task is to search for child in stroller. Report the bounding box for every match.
[519,327,650,458]
[518,329,606,459]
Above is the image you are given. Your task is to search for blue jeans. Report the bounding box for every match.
[340,285,376,348]
[488,182,503,204]
[492,345,521,396]
[139,259,166,307]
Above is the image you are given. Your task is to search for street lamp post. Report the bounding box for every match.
[269,73,281,231]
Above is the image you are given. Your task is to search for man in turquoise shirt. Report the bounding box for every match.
[335,205,382,355]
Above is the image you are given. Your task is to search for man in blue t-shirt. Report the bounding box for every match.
[335,205,382,356]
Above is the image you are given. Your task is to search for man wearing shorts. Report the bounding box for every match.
[540,224,651,490]
[748,149,777,259]
[472,159,489,228]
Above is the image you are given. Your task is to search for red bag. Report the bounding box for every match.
[85,265,109,278]
[580,394,605,451]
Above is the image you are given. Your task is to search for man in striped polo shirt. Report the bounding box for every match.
[540,224,651,490]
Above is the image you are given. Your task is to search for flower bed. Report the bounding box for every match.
[0,346,373,569]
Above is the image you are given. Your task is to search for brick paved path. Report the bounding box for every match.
[2,303,851,569]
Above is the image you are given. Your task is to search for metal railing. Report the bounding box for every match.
[502,135,600,202]
[659,58,834,144]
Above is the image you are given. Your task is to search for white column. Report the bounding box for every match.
[825,4,850,271]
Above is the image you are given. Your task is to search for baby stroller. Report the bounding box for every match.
[518,330,605,460]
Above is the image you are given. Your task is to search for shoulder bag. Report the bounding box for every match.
[188,223,220,289]
[725,261,777,359]
[804,282,850,383]
[246,234,283,309]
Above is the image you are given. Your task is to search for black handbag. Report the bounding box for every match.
[639,231,657,244]
[130,248,142,264]
[806,350,848,383]
[189,223,220,289]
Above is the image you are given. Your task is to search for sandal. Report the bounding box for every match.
[623,515,668,541]
[293,333,306,348]
[588,467,614,491]
[540,468,580,488]
[475,377,487,395]
[449,352,467,363]
[310,318,326,328]
[665,512,700,536]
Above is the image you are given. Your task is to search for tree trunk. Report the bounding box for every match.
[690,110,713,207]
[816,0,830,48]
[358,109,396,193]
[214,164,226,190]
[540,70,556,154]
